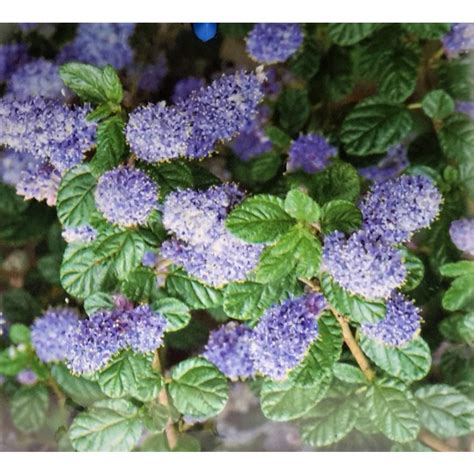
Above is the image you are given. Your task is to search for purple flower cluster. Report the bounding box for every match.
[246,23,303,64]
[62,225,98,244]
[360,175,442,244]
[16,369,38,385]
[0,43,28,82]
[0,150,35,187]
[137,55,168,93]
[361,292,421,346]
[6,59,67,101]
[0,97,96,171]
[203,322,256,380]
[16,159,62,206]
[126,69,265,162]
[456,101,474,120]
[230,105,272,161]
[66,305,167,374]
[250,293,326,380]
[31,307,79,363]
[95,167,158,227]
[442,23,474,56]
[359,144,409,183]
[287,134,337,174]
[172,76,206,104]
[449,218,474,255]
[323,230,406,300]
[161,185,263,287]
[58,23,135,70]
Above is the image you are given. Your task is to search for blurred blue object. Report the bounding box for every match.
[192,23,218,42]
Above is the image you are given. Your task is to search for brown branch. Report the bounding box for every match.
[419,429,459,452]
[152,350,178,451]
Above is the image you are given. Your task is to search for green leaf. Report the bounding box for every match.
[248,152,283,183]
[438,112,474,163]
[97,352,162,402]
[442,275,474,311]
[59,62,123,104]
[439,312,474,346]
[69,399,142,451]
[328,23,379,45]
[402,23,450,39]
[260,375,331,421]
[60,244,108,299]
[289,312,342,387]
[276,89,310,136]
[226,195,294,243]
[56,165,97,227]
[321,199,362,234]
[366,379,420,442]
[333,363,367,384]
[284,189,321,223]
[311,162,361,204]
[166,269,223,309]
[265,125,291,150]
[90,116,127,174]
[289,41,320,79]
[360,335,431,383]
[168,358,228,418]
[121,268,157,302]
[83,292,115,316]
[9,323,31,344]
[95,229,145,280]
[51,364,106,406]
[415,384,474,438]
[152,297,191,332]
[341,101,413,156]
[37,254,62,285]
[299,396,358,447]
[10,385,49,433]
[376,47,419,103]
[0,348,30,376]
[256,225,321,283]
[422,90,455,120]
[320,274,385,324]
[150,161,194,198]
[0,183,29,215]
[401,250,425,292]
[440,260,474,277]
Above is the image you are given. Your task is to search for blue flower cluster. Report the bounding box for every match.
[31,307,79,363]
[251,293,326,380]
[359,144,409,183]
[361,292,421,346]
[126,69,265,162]
[246,23,303,64]
[58,23,135,70]
[323,230,406,300]
[137,55,168,93]
[0,97,96,171]
[287,133,337,174]
[442,23,474,56]
[456,101,474,120]
[94,167,158,227]
[172,76,206,104]
[0,150,35,187]
[16,159,62,206]
[62,225,98,244]
[16,369,38,386]
[161,184,264,287]
[449,218,474,255]
[66,305,167,374]
[6,59,67,101]
[0,43,28,82]
[360,175,442,244]
[203,322,255,380]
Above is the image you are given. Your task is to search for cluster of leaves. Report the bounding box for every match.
[1,23,474,452]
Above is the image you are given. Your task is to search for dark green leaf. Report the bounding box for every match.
[83,292,115,316]
[10,385,49,433]
[328,23,379,45]
[321,199,362,234]
[438,112,474,163]
[402,23,450,39]
[276,89,310,136]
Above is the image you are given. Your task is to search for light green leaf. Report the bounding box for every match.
[69,399,142,451]
[440,260,474,277]
[83,292,115,316]
[366,379,420,442]
[9,323,31,344]
[284,189,321,223]
[151,297,191,332]
[401,250,425,292]
[415,384,474,438]
[422,90,455,120]
[360,335,431,382]
[442,275,474,311]
[439,312,474,346]
[10,385,49,433]
[226,195,294,243]
[169,358,228,418]
[56,165,97,227]
[341,101,413,156]
[333,363,367,384]
[121,268,157,302]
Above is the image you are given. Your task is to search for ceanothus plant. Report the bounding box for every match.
[0,22,474,453]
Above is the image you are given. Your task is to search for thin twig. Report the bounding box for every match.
[152,350,178,451]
